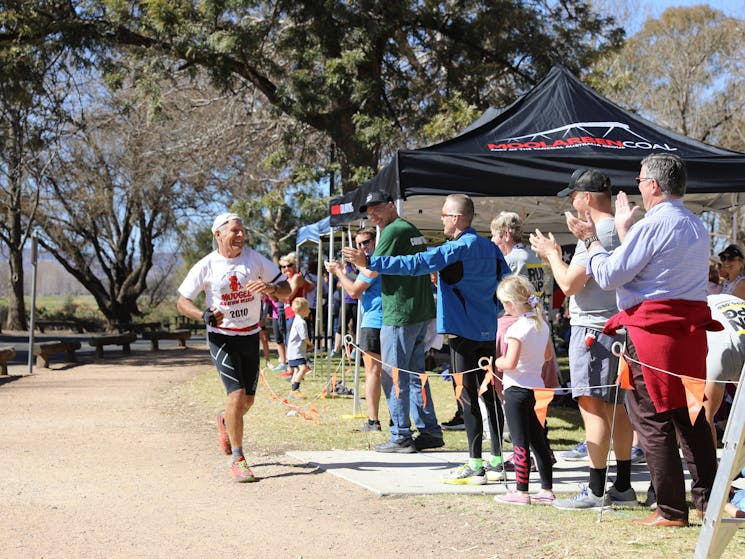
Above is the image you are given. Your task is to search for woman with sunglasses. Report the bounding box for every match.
[277,253,315,374]
[718,244,745,300]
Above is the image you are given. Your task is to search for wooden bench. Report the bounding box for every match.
[140,329,191,351]
[88,332,138,359]
[0,346,16,375]
[35,319,96,333]
[115,321,162,335]
[32,340,81,368]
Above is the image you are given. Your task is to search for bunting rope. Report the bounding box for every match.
[341,333,741,447]
[609,341,740,385]
[258,356,357,424]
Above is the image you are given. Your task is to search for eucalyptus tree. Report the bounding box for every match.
[0,39,76,329]
[590,5,745,241]
[591,5,745,149]
[34,71,257,326]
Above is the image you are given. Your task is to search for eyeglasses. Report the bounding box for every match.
[356,239,372,247]
[440,212,462,218]
[635,176,655,185]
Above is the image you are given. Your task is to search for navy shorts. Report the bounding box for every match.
[208,331,260,395]
[358,327,381,355]
[288,358,307,367]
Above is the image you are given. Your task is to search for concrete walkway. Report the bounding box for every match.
[288,449,684,498]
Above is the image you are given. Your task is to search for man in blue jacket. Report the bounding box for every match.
[344,194,509,482]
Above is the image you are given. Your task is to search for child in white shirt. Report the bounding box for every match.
[494,274,554,506]
[287,297,313,399]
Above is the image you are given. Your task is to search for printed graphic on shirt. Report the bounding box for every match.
[526,263,545,298]
[713,299,745,336]
[216,270,258,328]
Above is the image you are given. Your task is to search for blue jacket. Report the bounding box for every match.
[368,227,508,341]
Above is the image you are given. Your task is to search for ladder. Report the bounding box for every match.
[694,366,745,559]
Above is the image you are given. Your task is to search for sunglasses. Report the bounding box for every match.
[720,255,741,261]
[280,264,293,269]
[356,239,372,247]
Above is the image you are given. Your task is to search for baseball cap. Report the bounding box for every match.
[557,169,611,197]
[211,212,241,234]
[719,244,744,260]
[359,189,393,212]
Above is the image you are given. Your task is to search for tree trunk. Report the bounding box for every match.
[6,248,27,330]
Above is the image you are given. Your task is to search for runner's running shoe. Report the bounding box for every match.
[231,457,256,482]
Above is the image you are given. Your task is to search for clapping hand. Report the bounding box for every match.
[614,191,640,240]
[529,229,561,263]
[565,209,597,242]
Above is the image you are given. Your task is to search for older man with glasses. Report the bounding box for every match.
[565,153,721,527]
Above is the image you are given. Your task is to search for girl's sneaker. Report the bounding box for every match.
[485,462,506,482]
[495,489,531,505]
[531,490,555,505]
[442,464,487,485]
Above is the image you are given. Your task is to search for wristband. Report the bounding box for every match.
[202,308,218,327]
[584,235,600,249]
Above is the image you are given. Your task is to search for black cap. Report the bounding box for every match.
[359,189,393,212]
[557,169,611,197]
[719,244,744,260]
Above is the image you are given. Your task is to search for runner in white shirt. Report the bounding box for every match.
[177,212,290,482]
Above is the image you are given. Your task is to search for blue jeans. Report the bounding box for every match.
[380,320,442,442]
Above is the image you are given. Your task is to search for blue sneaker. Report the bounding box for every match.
[272,362,287,371]
[560,441,588,461]
[630,445,646,464]
[554,485,611,510]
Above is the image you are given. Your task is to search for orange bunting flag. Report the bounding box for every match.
[478,368,493,396]
[419,374,429,408]
[533,388,555,428]
[617,356,634,390]
[681,376,706,425]
[309,402,320,424]
[392,367,400,399]
[452,373,464,403]
[345,345,354,365]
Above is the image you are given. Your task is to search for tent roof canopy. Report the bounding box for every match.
[329,65,744,240]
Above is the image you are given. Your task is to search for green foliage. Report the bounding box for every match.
[0,0,625,191]
[232,183,330,260]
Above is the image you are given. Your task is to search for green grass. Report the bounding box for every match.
[175,352,745,558]
[178,352,584,454]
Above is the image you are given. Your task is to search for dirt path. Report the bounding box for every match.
[0,350,487,559]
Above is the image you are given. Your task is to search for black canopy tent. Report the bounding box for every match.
[330,65,745,241]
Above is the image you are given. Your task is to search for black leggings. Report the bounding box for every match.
[503,386,553,491]
[449,337,503,460]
